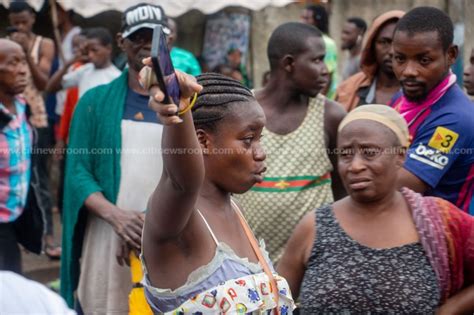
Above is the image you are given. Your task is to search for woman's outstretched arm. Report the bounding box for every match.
[144,69,204,247]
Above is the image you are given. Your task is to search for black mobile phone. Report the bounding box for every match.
[6,26,18,35]
[151,25,180,105]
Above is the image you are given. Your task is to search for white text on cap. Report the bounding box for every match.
[126,5,163,25]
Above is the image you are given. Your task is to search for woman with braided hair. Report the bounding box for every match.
[141,68,295,314]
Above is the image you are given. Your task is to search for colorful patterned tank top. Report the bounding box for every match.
[141,203,296,314]
[236,94,333,262]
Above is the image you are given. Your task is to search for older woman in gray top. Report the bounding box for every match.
[277,105,474,314]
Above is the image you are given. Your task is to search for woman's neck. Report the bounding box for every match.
[196,180,233,215]
[346,190,404,218]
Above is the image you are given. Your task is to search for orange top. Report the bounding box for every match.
[58,62,83,143]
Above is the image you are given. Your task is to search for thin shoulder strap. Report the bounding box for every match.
[230,200,280,315]
[30,36,42,63]
[196,209,219,246]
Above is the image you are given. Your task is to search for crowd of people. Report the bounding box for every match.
[0,1,473,314]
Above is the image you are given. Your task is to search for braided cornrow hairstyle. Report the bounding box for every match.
[193,73,255,131]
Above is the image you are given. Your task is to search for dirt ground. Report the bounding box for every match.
[22,211,61,284]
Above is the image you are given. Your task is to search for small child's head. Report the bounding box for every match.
[213,64,243,82]
[72,31,88,60]
[85,27,113,68]
[226,47,242,68]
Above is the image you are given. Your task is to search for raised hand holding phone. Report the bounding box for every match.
[140,25,201,125]
[141,66,201,124]
[150,25,180,104]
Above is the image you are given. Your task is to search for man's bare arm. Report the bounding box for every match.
[27,38,55,90]
[324,99,347,200]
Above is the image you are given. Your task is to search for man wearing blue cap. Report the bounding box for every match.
[61,3,168,313]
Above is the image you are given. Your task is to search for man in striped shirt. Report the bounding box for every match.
[0,39,32,273]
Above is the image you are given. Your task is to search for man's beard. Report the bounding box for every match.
[401,83,429,102]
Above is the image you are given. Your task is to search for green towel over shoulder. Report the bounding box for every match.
[60,70,128,306]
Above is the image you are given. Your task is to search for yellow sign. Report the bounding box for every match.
[427,126,459,153]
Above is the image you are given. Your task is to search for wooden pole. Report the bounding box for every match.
[49,0,65,64]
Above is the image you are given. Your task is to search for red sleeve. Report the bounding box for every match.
[58,87,79,142]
